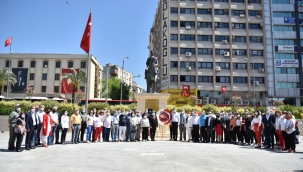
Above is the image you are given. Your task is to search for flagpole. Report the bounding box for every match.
[6,37,12,98]
[85,52,90,113]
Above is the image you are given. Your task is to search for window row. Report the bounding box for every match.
[171,34,262,43]
[30,73,61,80]
[5,60,86,68]
[276,82,299,88]
[170,75,264,83]
[178,0,261,4]
[276,68,299,74]
[171,21,262,29]
[171,48,263,56]
[171,8,261,16]
[24,86,85,93]
[170,61,264,69]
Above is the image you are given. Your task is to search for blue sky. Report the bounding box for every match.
[0,0,159,90]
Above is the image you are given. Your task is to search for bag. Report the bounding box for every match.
[131,126,137,133]
[295,126,300,135]
[221,123,226,129]
[14,119,23,133]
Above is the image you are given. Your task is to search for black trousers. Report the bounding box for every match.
[200,126,206,142]
[79,123,86,141]
[150,126,156,140]
[8,127,17,150]
[61,128,68,143]
[224,128,230,143]
[264,127,275,148]
[235,126,242,142]
[25,127,35,148]
[142,127,148,140]
[245,127,254,144]
[288,132,296,150]
[55,125,61,143]
[36,125,41,145]
[170,125,173,139]
[16,133,24,151]
[283,131,289,149]
[172,122,178,141]
[231,128,236,142]
[192,125,199,142]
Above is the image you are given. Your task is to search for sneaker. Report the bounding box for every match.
[86,141,91,143]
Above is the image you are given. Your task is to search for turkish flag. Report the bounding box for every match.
[61,68,79,94]
[221,86,226,94]
[80,11,92,53]
[4,38,11,47]
[182,85,190,97]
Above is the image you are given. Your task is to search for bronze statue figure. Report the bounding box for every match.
[145,51,159,93]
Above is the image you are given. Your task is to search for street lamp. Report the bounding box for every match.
[105,63,111,103]
[120,57,129,104]
[245,58,255,108]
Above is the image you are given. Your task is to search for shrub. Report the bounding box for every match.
[256,106,266,113]
[273,100,284,107]
[201,104,218,114]
[87,102,109,111]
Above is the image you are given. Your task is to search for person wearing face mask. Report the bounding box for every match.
[199,110,207,143]
[14,112,26,152]
[70,108,82,144]
[244,113,253,146]
[223,112,231,144]
[185,111,192,142]
[125,110,132,142]
[284,112,296,153]
[47,107,59,145]
[36,105,45,146]
[178,109,186,141]
[252,111,262,148]
[60,110,69,145]
[148,111,158,141]
[118,109,127,142]
[229,113,236,144]
[190,110,200,142]
[78,107,87,142]
[130,111,138,141]
[102,110,112,142]
[25,105,41,150]
[40,107,53,148]
[170,107,180,141]
[205,111,216,143]
[274,110,284,150]
[8,104,22,151]
[135,111,142,141]
[86,110,94,143]
[262,107,276,149]
[111,110,119,142]
[93,111,103,142]
[140,113,150,142]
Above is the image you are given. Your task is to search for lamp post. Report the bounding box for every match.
[245,58,255,108]
[120,57,129,105]
[105,63,110,103]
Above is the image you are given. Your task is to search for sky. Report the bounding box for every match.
[0,0,159,90]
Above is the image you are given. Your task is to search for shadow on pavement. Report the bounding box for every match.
[0,149,14,152]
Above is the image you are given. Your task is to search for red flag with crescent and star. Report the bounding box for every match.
[4,38,12,47]
[182,85,190,97]
[80,11,92,53]
[221,86,226,94]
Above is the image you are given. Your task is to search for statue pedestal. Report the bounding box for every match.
[134,93,171,139]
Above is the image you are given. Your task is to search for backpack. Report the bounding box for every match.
[14,118,23,133]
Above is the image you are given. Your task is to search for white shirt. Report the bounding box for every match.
[266,114,270,120]
[103,115,111,128]
[100,116,104,126]
[31,112,37,126]
[37,111,45,124]
[189,115,199,127]
[171,112,180,125]
[87,115,94,126]
[94,116,102,127]
[208,115,212,126]
[136,115,142,124]
[236,119,241,126]
[61,115,69,128]
[275,116,281,130]
[252,116,262,127]
[285,119,295,134]
[50,112,59,126]
[279,117,286,131]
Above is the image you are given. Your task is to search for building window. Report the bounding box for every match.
[233,63,247,69]
[216,76,230,83]
[198,49,212,54]
[248,10,261,16]
[215,36,229,41]
[233,77,247,83]
[198,35,212,41]
[274,39,296,45]
[41,86,47,93]
[171,7,178,14]
[275,53,297,59]
[54,86,59,93]
[273,12,294,17]
[5,60,10,67]
[180,75,195,82]
[216,22,229,28]
[68,61,73,68]
[30,73,35,80]
[180,34,195,41]
[18,61,23,67]
[30,61,36,68]
[198,62,212,68]
[250,50,263,56]
[4,86,7,92]
[231,0,244,2]
[198,22,212,28]
[180,62,195,68]
[274,25,295,31]
[233,49,246,56]
[180,21,195,27]
[81,61,86,68]
[171,34,178,40]
[249,36,262,43]
[198,76,213,82]
[276,68,299,74]
[170,61,178,68]
[249,24,262,29]
[214,0,228,2]
[170,75,178,82]
[272,0,291,4]
[197,9,211,15]
[55,73,60,80]
[180,48,195,54]
[171,48,178,54]
[250,63,264,70]
[43,61,48,68]
[235,36,246,42]
[42,73,47,80]
[249,0,261,3]
[252,77,264,84]
[171,21,178,27]
[232,23,245,29]
[80,86,85,92]
[55,61,61,68]
[276,82,299,88]
[180,8,195,14]
[231,10,245,15]
[216,63,230,69]
[215,49,229,55]
[214,9,228,15]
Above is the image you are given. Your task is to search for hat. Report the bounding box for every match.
[15,104,20,107]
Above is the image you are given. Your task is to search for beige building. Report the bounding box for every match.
[102,64,133,86]
[149,0,267,106]
[0,53,103,100]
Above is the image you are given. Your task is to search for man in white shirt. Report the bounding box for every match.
[135,110,142,141]
[48,107,59,145]
[102,110,112,142]
[179,109,187,141]
[36,105,45,145]
[170,107,180,141]
[190,110,200,142]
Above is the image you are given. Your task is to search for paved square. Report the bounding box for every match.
[0,132,302,172]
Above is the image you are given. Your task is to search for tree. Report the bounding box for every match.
[60,68,87,104]
[0,68,17,95]
[102,78,131,100]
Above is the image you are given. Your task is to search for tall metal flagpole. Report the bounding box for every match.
[7,37,12,98]
[85,53,90,113]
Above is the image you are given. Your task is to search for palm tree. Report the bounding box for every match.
[60,68,87,104]
[0,68,17,96]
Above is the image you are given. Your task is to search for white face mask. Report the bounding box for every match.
[17,108,21,112]
[266,110,270,114]
[255,112,258,115]
[237,115,240,118]
[82,110,85,113]
[173,110,176,113]
[93,110,96,113]
[21,114,25,118]
[143,116,147,118]
[40,108,44,111]
[152,113,155,116]
[31,109,35,113]
[64,112,68,115]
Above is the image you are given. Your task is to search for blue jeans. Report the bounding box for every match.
[31,130,38,147]
[48,126,57,145]
[103,128,110,142]
[72,124,80,143]
[112,124,119,141]
[86,125,93,141]
[130,125,137,141]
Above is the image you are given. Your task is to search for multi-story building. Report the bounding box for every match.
[267,0,303,106]
[0,53,103,100]
[102,64,133,86]
[149,0,267,106]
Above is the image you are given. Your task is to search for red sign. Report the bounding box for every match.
[221,86,226,94]
[156,109,172,125]
[61,69,79,94]
[182,85,190,97]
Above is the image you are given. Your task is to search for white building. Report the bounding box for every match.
[0,53,103,100]
[102,64,133,86]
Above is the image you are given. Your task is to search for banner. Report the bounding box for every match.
[275,59,299,67]
[61,69,79,94]
[156,109,172,125]
[182,85,190,97]
[11,68,28,93]
[161,0,169,90]
[221,86,226,94]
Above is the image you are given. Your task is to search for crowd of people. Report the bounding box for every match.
[7,104,300,153]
